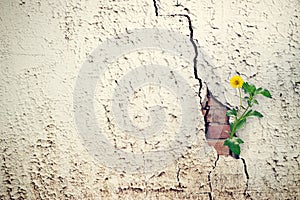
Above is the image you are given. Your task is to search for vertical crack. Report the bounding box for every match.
[176,162,182,188]
[171,14,204,107]
[203,90,211,139]
[241,157,251,199]
[152,0,158,16]
[151,3,205,109]
[207,155,219,200]
[153,7,225,199]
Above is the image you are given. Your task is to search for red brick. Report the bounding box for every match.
[204,92,233,157]
[206,109,229,124]
[207,95,227,108]
[207,140,230,155]
[207,125,230,139]
[211,109,229,123]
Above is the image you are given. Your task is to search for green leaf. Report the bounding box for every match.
[242,82,256,95]
[253,99,259,105]
[223,137,244,155]
[244,110,263,118]
[226,109,237,117]
[235,118,246,131]
[255,87,271,98]
[255,87,263,93]
[235,137,244,144]
[253,110,263,118]
[224,138,230,146]
[242,82,251,94]
[231,145,240,155]
[258,89,272,98]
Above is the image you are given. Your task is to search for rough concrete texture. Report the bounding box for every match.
[0,0,299,199]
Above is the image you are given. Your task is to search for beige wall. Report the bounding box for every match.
[0,0,299,199]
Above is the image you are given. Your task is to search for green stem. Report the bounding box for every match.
[240,105,250,120]
[230,105,251,138]
[230,94,252,138]
[238,88,242,116]
[230,121,237,139]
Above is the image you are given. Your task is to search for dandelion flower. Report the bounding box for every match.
[230,75,244,88]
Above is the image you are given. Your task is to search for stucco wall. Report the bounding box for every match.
[0,0,299,199]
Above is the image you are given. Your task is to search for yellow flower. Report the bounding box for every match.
[230,75,244,88]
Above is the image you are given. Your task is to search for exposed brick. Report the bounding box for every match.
[207,140,229,155]
[207,95,228,109]
[204,91,231,157]
[208,109,229,124]
[206,125,230,139]
[205,111,228,124]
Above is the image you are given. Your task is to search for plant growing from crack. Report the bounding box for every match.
[224,75,272,156]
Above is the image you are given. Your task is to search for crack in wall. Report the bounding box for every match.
[241,157,251,199]
[150,1,220,197]
[170,14,204,107]
[203,90,212,139]
[207,155,219,200]
[152,0,158,16]
[176,161,182,188]
[118,187,185,193]
[102,104,118,149]
[150,0,204,107]
[150,2,251,200]
[266,160,280,183]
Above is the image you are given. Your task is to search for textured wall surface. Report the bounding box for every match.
[0,0,299,199]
